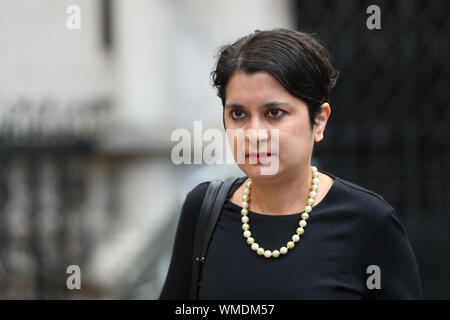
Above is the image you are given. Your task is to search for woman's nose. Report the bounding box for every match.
[246,118,269,145]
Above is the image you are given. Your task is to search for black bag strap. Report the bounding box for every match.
[190,176,239,300]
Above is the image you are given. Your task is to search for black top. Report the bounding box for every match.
[159,173,423,300]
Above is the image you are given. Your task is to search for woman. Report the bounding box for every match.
[160,28,422,299]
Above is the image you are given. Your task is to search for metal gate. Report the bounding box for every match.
[294,0,450,298]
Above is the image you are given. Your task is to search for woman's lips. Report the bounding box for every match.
[247,152,271,157]
[246,153,274,162]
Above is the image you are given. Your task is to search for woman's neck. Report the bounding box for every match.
[246,164,313,215]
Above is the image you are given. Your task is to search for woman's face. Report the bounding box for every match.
[223,70,329,180]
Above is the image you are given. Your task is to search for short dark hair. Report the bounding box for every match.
[211,28,339,127]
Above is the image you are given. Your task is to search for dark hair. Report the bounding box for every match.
[211,28,339,127]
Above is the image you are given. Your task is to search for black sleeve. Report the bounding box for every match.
[363,208,423,299]
[158,181,210,300]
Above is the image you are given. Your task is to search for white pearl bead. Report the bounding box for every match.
[242,166,319,258]
[272,250,280,258]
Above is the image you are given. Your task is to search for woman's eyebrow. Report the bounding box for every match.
[262,101,289,108]
[225,101,289,109]
[224,103,245,109]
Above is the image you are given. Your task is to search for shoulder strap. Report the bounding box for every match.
[190,176,239,300]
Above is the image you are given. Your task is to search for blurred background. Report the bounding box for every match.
[0,0,448,299]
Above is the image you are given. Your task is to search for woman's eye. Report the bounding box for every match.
[230,108,284,120]
[231,110,246,120]
[267,109,285,119]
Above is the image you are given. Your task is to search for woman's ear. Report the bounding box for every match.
[314,102,331,142]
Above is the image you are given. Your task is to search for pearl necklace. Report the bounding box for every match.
[241,166,319,258]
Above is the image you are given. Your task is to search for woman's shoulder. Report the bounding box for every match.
[185,176,246,202]
[330,174,397,222]
[183,180,211,209]
[329,175,411,249]
[336,176,393,207]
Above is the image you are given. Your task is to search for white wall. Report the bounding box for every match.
[0,0,111,101]
[0,0,295,298]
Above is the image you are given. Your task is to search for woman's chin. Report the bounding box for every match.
[238,163,283,180]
